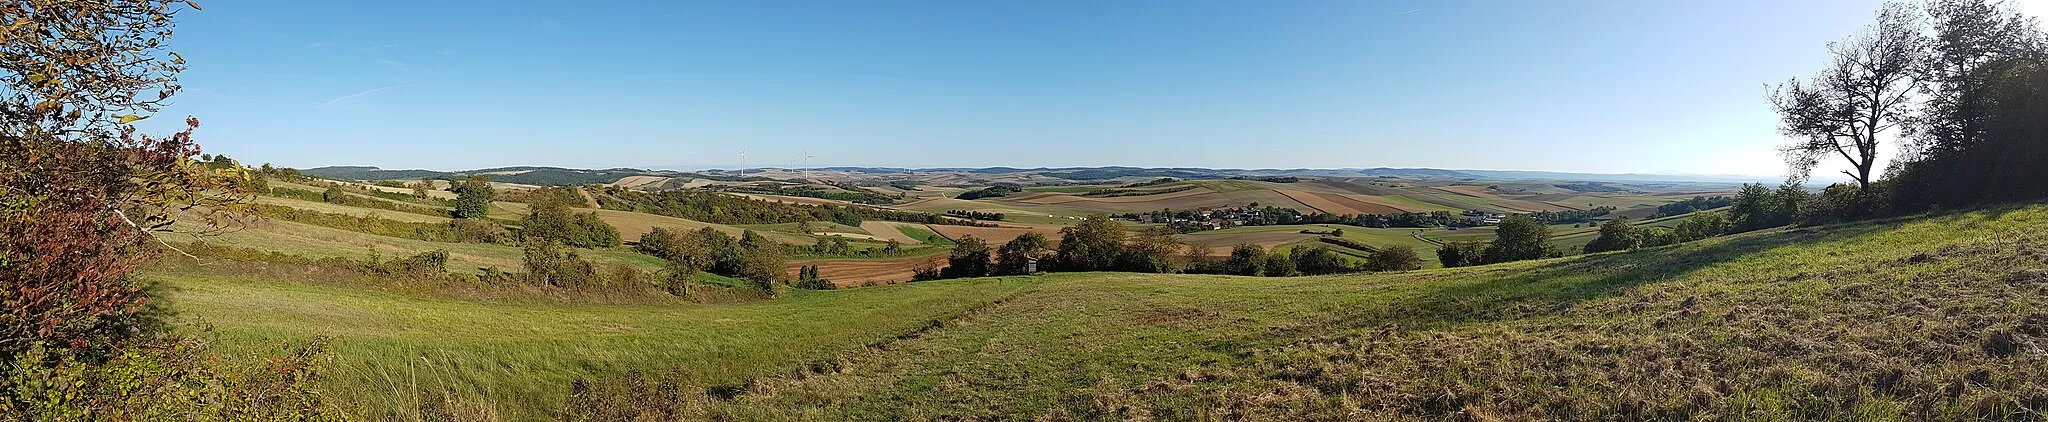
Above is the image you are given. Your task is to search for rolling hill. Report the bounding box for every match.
[150,201,2048,419]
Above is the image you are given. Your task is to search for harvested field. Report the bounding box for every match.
[786,255,947,287]
[609,175,672,189]
[1272,190,1406,214]
[928,224,1064,245]
[1014,188,1210,205]
[733,193,850,207]
[492,202,811,245]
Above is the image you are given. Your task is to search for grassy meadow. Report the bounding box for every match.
[151,189,2048,418]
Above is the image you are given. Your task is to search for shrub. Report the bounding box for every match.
[1364,245,1424,272]
[450,176,495,219]
[794,265,835,290]
[1223,244,1267,276]
[941,236,993,279]
[1582,218,1641,254]
[1291,245,1354,275]
[1436,241,1484,268]
[1261,251,1297,277]
[1051,215,1126,271]
[3,338,332,420]
[522,200,621,248]
[1481,216,1552,264]
[523,241,597,288]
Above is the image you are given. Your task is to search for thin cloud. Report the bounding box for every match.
[541,19,560,28]
[321,85,402,106]
[1399,8,1422,15]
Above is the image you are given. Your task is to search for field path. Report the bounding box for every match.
[1411,232,1444,247]
[576,187,600,208]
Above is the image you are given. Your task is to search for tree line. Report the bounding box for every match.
[1770,0,2047,223]
[1653,196,1732,217]
[946,210,1008,221]
[955,183,1024,200]
[913,215,1427,281]
[598,187,993,227]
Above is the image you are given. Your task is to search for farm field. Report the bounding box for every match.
[784,254,950,287]
[160,217,667,275]
[151,203,2048,419]
[925,178,1727,223]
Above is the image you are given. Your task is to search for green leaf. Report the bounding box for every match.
[118,114,148,124]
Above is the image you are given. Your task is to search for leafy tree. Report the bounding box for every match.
[1890,0,2048,210]
[1672,212,1732,242]
[1364,245,1424,272]
[321,187,349,203]
[739,229,764,250]
[637,227,682,258]
[1772,2,1926,193]
[523,240,596,288]
[1727,183,1806,232]
[1261,251,1297,277]
[1482,216,1552,264]
[1222,244,1268,276]
[523,200,621,248]
[994,233,1050,275]
[737,244,786,294]
[0,3,337,416]
[1052,215,1127,272]
[1639,228,1682,248]
[450,175,495,219]
[1290,245,1352,275]
[1582,218,1642,254]
[794,265,834,290]
[807,236,855,257]
[1120,226,1187,273]
[1435,241,1484,268]
[942,235,993,278]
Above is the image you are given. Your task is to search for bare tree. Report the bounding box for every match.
[1771,2,1927,192]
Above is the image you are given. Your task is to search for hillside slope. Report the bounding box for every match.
[156,203,2048,420]
[573,203,2048,420]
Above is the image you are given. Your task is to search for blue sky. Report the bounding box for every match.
[148,0,2048,177]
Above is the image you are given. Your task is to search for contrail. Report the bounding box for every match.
[321,85,402,106]
[1399,8,1422,15]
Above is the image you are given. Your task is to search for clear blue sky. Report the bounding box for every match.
[147,0,2048,177]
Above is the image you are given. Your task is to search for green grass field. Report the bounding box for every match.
[150,264,1028,420]
[894,224,956,246]
[155,203,2048,419]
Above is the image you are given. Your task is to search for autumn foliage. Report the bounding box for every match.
[2,0,328,418]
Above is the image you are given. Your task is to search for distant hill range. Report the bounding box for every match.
[300,165,1770,187]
